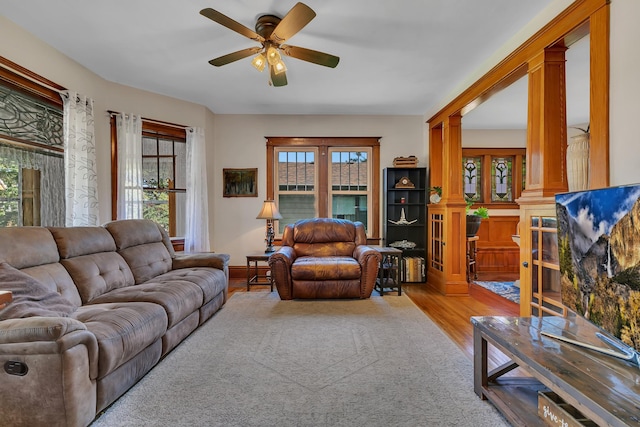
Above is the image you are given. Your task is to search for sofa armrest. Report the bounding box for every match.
[172,253,230,271]
[353,245,382,298]
[268,247,296,300]
[0,316,86,343]
[353,245,382,264]
[0,317,99,379]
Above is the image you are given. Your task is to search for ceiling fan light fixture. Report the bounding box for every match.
[266,45,281,65]
[251,52,267,72]
[273,60,287,75]
[201,3,339,87]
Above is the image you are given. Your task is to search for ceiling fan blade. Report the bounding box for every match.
[270,66,288,87]
[209,47,262,67]
[200,8,265,43]
[280,45,339,68]
[270,2,316,43]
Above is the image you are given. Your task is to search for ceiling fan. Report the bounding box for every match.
[200,2,339,87]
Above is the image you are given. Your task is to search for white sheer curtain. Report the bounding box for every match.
[185,127,210,252]
[61,91,99,226]
[115,113,143,219]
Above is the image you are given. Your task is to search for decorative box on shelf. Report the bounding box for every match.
[537,391,597,427]
[392,156,418,167]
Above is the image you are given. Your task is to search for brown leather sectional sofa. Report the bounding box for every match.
[0,219,229,427]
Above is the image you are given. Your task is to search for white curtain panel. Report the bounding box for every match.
[61,91,99,226]
[185,127,210,252]
[115,113,144,219]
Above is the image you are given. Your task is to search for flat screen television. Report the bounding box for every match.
[555,184,640,362]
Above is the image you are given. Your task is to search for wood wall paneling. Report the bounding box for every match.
[474,216,520,275]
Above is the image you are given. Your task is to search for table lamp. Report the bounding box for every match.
[256,200,283,253]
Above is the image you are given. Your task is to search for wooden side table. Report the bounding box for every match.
[466,236,479,283]
[371,246,402,296]
[245,251,274,292]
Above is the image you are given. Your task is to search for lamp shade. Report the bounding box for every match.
[266,46,281,65]
[251,53,267,72]
[256,200,283,220]
[273,60,287,75]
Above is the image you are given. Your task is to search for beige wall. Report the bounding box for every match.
[610,0,640,186]
[462,129,526,148]
[211,115,425,263]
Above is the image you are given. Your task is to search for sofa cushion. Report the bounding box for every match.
[0,227,59,269]
[149,268,227,304]
[156,223,176,258]
[116,243,173,284]
[285,218,358,257]
[88,282,203,328]
[48,226,117,259]
[104,220,172,284]
[61,253,135,304]
[103,219,163,251]
[48,226,136,304]
[0,227,83,306]
[291,256,361,281]
[0,262,76,321]
[20,263,83,307]
[73,302,167,379]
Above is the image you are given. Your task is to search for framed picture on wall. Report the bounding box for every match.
[223,168,258,197]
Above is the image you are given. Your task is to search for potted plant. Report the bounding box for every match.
[429,186,442,204]
[466,201,489,237]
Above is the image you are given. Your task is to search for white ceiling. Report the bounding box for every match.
[0,0,588,127]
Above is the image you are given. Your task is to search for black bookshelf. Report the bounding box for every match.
[383,167,427,282]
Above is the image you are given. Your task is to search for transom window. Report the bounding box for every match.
[267,137,380,240]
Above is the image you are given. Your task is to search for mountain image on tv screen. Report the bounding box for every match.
[555,184,640,353]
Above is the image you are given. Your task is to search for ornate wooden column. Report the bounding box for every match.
[517,46,569,315]
[521,46,568,200]
[427,115,468,295]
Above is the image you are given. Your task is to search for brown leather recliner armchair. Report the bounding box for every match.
[268,218,382,300]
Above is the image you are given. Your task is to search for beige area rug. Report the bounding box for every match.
[91,292,509,427]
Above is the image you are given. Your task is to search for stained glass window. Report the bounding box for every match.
[463,157,482,202]
[491,157,513,202]
[461,149,526,207]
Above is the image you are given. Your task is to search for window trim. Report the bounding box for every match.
[266,136,381,242]
[0,56,64,109]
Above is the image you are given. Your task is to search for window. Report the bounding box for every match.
[0,56,66,227]
[111,118,187,237]
[267,137,380,239]
[462,148,526,207]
